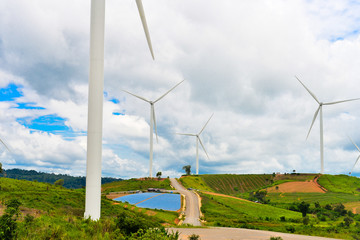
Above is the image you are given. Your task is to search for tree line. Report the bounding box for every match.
[0,168,122,189]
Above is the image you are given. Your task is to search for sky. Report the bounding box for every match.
[1,0,360,179]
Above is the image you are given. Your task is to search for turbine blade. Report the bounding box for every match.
[323,98,360,105]
[176,133,196,136]
[135,0,154,60]
[152,106,158,143]
[0,137,11,153]
[295,76,320,104]
[199,113,214,135]
[306,106,321,140]
[198,136,210,159]
[122,89,150,103]
[153,80,184,103]
[348,136,360,153]
[351,155,360,174]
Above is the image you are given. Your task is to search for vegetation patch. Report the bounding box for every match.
[179,176,213,192]
[0,177,179,239]
[318,174,360,194]
[102,178,172,194]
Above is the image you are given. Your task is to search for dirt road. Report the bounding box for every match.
[170,178,201,226]
[168,227,341,240]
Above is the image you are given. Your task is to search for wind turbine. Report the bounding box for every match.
[85,0,154,220]
[123,80,184,178]
[296,76,360,174]
[348,136,360,175]
[177,114,213,175]
[0,136,10,153]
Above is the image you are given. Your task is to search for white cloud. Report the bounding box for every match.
[1,0,360,179]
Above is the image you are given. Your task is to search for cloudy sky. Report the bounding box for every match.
[1,0,360,179]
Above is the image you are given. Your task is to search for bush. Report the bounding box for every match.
[302,216,310,225]
[343,217,354,227]
[188,234,200,240]
[285,225,295,233]
[270,237,283,240]
[0,199,22,240]
[129,228,179,240]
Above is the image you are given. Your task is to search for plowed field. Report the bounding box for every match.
[267,181,326,193]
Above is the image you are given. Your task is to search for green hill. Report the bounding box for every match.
[0,168,121,189]
[0,177,178,239]
[318,174,360,194]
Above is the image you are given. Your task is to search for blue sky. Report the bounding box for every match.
[1,0,360,179]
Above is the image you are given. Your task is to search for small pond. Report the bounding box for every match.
[114,193,180,211]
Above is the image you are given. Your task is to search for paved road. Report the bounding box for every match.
[168,227,341,240]
[170,178,201,226]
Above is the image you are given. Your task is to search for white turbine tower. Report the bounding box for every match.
[296,76,360,174]
[348,136,360,175]
[85,0,154,220]
[123,80,184,178]
[177,114,213,175]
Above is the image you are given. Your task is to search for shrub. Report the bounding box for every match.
[188,234,200,240]
[285,225,295,233]
[302,216,310,225]
[343,217,354,227]
[270,237,283,240]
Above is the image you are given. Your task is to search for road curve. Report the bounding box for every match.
[170,178,201,226]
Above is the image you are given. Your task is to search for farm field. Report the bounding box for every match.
[267,181,325,193]
[201,174,274,194]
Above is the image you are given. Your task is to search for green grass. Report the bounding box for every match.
[202,193,302,220]
[179,176,213,192]
[267,192,360,209]
[318,174,360,194]
[102,178,172,194]
[200,193,356,239]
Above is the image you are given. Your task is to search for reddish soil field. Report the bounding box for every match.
[267,180,326,193]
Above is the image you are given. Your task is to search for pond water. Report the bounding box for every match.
[114,193,181,211]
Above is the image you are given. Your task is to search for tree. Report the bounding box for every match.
[0,163,3,174]
[182,165,191,175]
[0,199,21,240]
[54,179,64,186]
[298,201,310,217]
[156,172,162,179]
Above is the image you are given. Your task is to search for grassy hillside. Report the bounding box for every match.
[0,177,179,239]
[318,174,360,194]
[179,176,213,192]
[0,168,121,189]
[200,193,357,239]
[102,178,172,194]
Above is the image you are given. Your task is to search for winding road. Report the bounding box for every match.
[170,178,201,226]
[168,178,340,239]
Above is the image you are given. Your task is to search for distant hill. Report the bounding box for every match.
[0,168,122,189]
